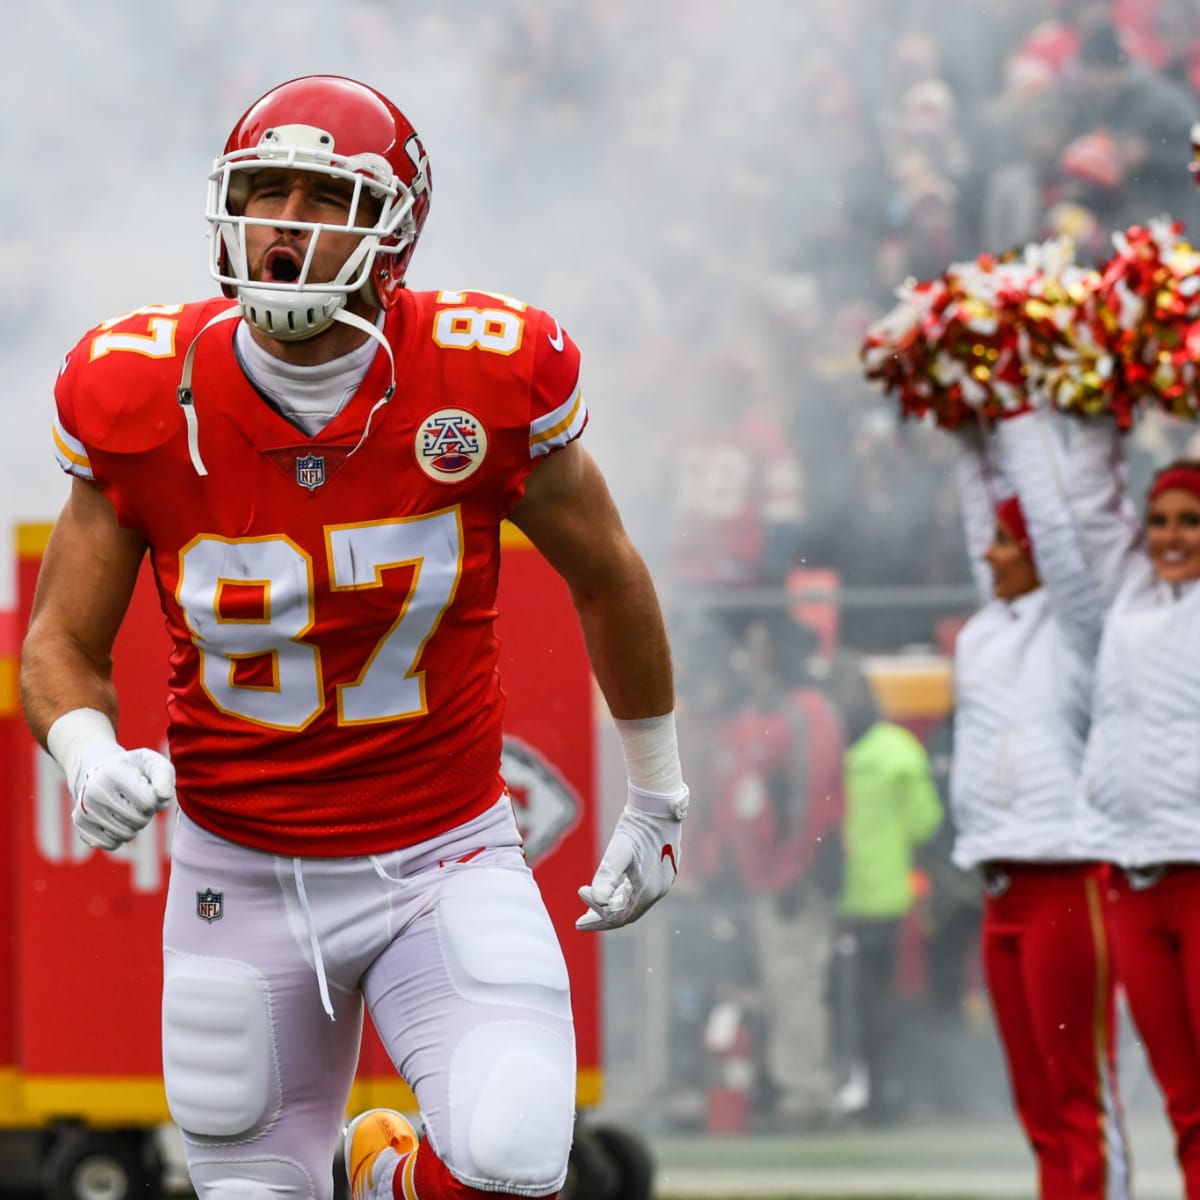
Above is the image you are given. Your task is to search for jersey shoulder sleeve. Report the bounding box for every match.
[407,289,588,460]
[54,299,233,477]
[527,301,587,460]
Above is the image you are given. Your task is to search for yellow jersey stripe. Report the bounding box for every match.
[529,389,586,458]
[530,384,582,438]
[52,421,93,478]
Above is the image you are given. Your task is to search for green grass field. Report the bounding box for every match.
[644,1115,1181,1200]
[662,1192,1020,1200]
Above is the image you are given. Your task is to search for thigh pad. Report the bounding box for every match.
[162,953,276,1139]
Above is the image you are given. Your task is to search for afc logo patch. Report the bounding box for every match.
[416,409,489,483]
[196,889,224,924]
[296,453,326,492]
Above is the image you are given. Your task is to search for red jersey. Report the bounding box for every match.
[695,688,844,892]
[52,290,587,856]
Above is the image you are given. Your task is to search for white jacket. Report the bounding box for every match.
[949,413,1102,869]
[1065,420,1200,866]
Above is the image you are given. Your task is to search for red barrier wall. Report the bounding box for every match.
[5,522,599,1126]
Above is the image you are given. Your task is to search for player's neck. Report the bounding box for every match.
[247,296,383,366]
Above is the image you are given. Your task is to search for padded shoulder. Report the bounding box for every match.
[56,299,235,456]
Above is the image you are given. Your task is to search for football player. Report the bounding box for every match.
[20,75,689,1200]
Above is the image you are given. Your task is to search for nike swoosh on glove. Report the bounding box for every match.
[577,783,688,931]
[69,739,176,851]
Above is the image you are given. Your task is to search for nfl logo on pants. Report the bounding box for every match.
[196,889,224,924]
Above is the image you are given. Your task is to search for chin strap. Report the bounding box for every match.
[177,304,396,477]
[328,307,397,461]
[177,307,240,476]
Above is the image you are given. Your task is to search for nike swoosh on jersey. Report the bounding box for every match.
[547,319,564,352]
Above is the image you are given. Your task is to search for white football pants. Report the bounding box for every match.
[161,799,576,1200]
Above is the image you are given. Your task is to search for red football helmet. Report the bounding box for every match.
[206,75,432,339]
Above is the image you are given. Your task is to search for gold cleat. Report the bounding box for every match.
[343,1108,419,1200]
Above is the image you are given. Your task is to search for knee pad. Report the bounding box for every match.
[453,1025,575,1192]
[423,868,574,1192]
[188,1157,317,1200]
[163,953,276,1139]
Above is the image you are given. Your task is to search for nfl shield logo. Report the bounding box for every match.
[296,454,326,492]
[196,889,224,924]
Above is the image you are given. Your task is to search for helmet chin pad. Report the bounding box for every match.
[236,285,345,341]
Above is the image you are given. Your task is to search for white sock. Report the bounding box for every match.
[366,1146,401,1200]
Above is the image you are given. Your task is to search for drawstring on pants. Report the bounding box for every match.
[293,858,336,1021]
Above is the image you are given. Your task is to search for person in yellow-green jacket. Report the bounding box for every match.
[827,654,943,1125]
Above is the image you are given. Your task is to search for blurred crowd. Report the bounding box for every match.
[663,618,966,1134]
[577,0,1200,1137]
[574,0,1200,653]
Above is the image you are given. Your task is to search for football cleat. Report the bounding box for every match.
[343,1108,419,1200]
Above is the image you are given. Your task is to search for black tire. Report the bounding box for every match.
[41,1129,161,1200]
[588,1124,655,1200]
[331,1143,350,1200]
[563,1125,621,1200]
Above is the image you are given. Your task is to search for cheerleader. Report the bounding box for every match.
[949,409,1129,1200]
[1045,413,1200,1200]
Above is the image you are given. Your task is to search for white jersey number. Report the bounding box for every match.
[178,511,463,731]
[432,291,526,355]
[327,512,462,724]
[89,305,185,362]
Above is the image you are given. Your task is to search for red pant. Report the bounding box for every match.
[1108,865,1200,1200]
[982,862,1129,1200]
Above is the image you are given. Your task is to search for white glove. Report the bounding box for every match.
[68,740,176,850]
[577,783,688,932]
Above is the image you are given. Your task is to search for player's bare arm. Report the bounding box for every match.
[511,439,689,931]
[20,477,147,745]
[508,439,674,721]
[21,478,173,851]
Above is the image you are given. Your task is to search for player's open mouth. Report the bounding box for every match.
[265,249,303,283]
